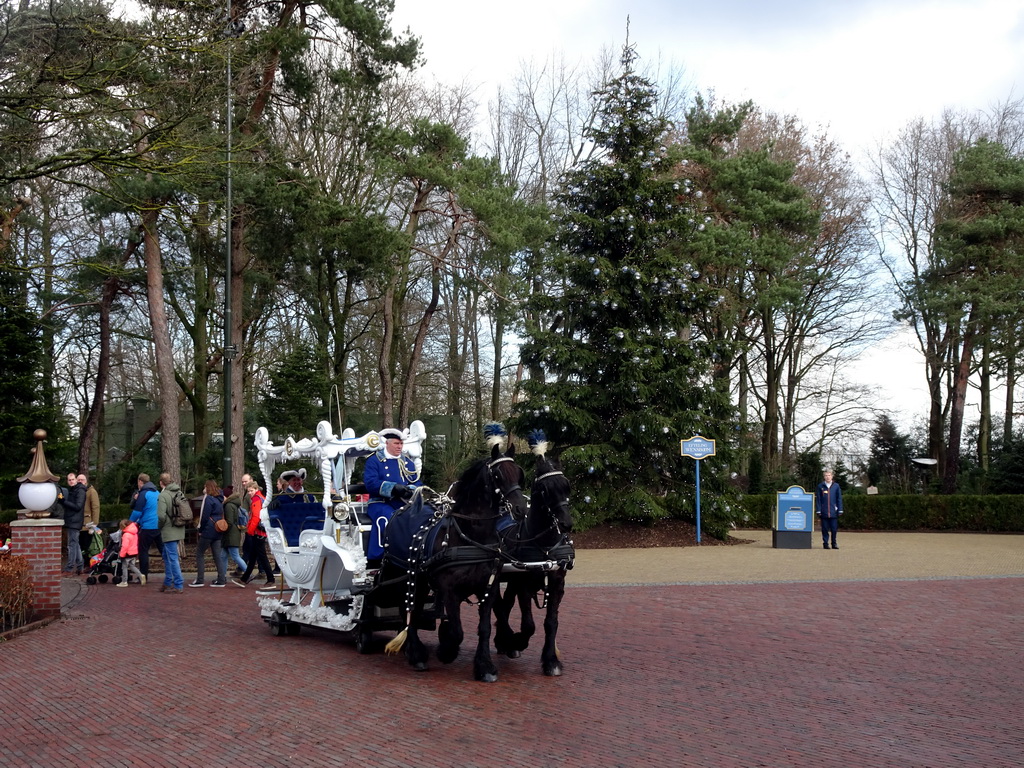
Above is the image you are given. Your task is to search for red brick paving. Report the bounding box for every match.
[2,577,1022,767]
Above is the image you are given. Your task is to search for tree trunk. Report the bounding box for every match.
[398,261,441,427]
[942,307,979,494]
[141,207,181,480]
[77,234,140,471]
[979,336,991,475]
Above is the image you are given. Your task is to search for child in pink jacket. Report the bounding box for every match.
[117,519,145,586]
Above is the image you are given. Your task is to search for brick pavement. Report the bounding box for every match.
[2,533,1023,767]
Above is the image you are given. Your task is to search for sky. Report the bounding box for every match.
[390,0,1024,434]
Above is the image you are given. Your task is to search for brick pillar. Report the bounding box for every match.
[9,517,64,620]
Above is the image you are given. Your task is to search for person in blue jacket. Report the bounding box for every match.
[815,469,843,550]
[363,428,421,562]
[129,473,162,581]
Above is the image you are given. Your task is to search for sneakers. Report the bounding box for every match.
[232,569,244,578]
[188,581,204,588]
[115,582,128,588]
[210,580,227,588]
[174,587,184,593]
[230,578,246,588]
[159,584,170,592]
[139,574,147,586]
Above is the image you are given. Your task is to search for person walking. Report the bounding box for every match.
[62,473,85,575]
[190,479,227,588]
[129,473,162,581]
[815,469,844,550]
[236,480,274,588]
[116,519,145,586]
[156,472,186,593]
[222,486,247,584]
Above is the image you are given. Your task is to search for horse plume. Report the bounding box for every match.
[527,429,549,458]
[484,421,508,450]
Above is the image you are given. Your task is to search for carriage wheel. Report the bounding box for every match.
[270,612,287,637]
[98,574,108,584]
[286,622,301,636]
[355,629,374,654]
[86,576,97,585]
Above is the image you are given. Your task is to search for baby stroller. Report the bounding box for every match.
[85,530,122,585]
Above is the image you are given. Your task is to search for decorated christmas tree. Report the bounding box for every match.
[512,45,735,534]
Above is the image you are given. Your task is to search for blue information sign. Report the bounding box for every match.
[775,486,813,532]
[680,436,716,460]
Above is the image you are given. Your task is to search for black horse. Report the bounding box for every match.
[493,446,574,676]
[384,440,528,682]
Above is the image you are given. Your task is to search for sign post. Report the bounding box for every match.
[680,435,716,544]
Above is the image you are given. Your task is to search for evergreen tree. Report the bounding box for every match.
[867,414,915,492]
[256,346,332,440]
[0,264,50,501]
[511,46,735,536]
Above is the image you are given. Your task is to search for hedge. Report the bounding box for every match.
[736,494,1024,532]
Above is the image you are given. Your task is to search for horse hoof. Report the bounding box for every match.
[413,662,428,672]
[505,650,521,659]
[476,672,498,683]
[544,664,563,677]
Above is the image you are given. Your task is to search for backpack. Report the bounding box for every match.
[171,491,194,527]
[237,505,249,530]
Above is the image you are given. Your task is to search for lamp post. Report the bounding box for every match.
[222,3,243,490]
[16,429,58,518]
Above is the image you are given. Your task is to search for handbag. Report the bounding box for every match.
[214,518,229,533]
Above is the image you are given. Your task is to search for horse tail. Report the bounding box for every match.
[385,626,408,655]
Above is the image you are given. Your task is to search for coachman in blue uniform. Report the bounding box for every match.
[363,428,421,561]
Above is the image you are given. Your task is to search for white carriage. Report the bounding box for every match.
[253,419,434,650]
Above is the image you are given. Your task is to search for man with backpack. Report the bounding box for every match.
[156,472,187,593]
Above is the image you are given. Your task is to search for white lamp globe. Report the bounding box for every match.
[19,481,57,513]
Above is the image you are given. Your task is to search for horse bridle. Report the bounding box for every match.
[487,455,525,516]
[531,468,571,538]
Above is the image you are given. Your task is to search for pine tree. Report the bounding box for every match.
[256,346,332,440]
[0,264,47,492]
[511,46,735,535]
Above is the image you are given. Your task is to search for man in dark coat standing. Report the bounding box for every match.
[815,469,843,550]
[63,473,86,574]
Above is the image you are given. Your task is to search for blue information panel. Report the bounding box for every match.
[775,485,813,532]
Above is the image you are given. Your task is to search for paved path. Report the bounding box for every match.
[4,532,1023,767]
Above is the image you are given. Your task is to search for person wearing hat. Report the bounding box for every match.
[274,468,315,505]
[363,427,421,562]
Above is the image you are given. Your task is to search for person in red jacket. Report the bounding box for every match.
[116,519,145,586]
[236,480,275,587]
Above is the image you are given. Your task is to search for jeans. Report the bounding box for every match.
[223,545,247,573]
[821,515,839,546]
[195,536,226,584]
[138,528,164,576]
[162,540,183,589]
[66,528,84,572]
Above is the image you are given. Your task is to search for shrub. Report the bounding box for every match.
[735,493,1024,532]
[0,553,33,632]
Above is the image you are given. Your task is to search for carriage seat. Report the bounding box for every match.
[268,501,327,547]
